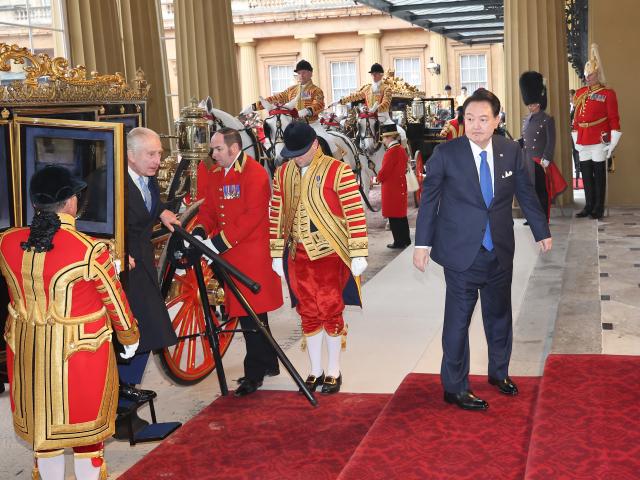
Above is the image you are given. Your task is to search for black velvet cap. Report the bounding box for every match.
[281,122,317,159]
[29,165,87,206]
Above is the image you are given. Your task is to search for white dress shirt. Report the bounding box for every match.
[128,166,149,198]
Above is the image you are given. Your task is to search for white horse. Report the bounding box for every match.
[260,97,376,199]
[198,97,260,161]
[355,106,408,176]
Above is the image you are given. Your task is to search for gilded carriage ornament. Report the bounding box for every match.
[383,70,425,99]
[0,43,150,104]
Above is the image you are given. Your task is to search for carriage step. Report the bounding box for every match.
[131,422,182,444]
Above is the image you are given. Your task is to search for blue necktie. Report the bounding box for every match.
[138,176,152,212]
[479,150,494,251]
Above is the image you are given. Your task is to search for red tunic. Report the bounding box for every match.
[572,85,620,145]
[377,142,408,218]
[196,153,283,317]
[0,214,138,451]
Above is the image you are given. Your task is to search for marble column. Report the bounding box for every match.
[120,0,172,133]
[504,0,572,205]
[65,0,124,74]
[358,30,382,75]
[295,34,319,73]
[428,32,448,96]
[174,0,240,114]
[237,39,260,107]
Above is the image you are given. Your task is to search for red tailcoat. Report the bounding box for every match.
[572,85,620,145]
[377,142,408,218]
[196,153,283,317]
[0,214,139,451]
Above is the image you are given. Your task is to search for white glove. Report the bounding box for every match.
[120,341,139,360]
[240,104,254,116]
[571,131,583,152]
[298,108,312,118]
[350,257,368,276]
[284,99,297,110]
[605,130,622,158]
[540,159,550,168]
[369,102,379,113]
[272,258,284,277]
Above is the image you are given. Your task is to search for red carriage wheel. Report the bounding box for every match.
[159,259,238,385]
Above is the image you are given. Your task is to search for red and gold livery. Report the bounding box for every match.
[572,85,620,145]
[339,83,393,113]
[256,82,325,122]
[0,213,138,451]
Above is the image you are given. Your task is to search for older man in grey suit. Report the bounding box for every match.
[519,71,556,222]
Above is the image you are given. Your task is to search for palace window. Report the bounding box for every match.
[393,57,421,88]
[330,61,357,102]
[0,0,68,84]
[460,54,488,93]
[269,65,294,95]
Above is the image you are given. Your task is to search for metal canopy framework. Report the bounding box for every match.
[356,0,504,45]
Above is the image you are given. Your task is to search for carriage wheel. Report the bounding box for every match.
[159,258,239,385]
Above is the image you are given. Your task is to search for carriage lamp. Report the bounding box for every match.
[174,97,211,199]
[411,97,425,120]
[427,57,441,75]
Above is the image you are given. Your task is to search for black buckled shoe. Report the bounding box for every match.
[234,378,262,397]
[321,374,342,394]
[488,376,519,396]
[119,384,157,403]
[302,373,325,392]
[444,390,489,411]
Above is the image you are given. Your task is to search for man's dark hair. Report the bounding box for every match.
[462,88,501,117]
[569,88,576,95]
[444,84,452,91]
[461,86,467,91]
[217,127,243,150]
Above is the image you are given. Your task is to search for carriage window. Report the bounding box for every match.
[460,54,488,93]
[330,61,357,103]
[394,57,421,88]
[269,65,294,95]
[0,0,68,85]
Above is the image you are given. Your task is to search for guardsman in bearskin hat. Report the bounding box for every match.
[376,123,411,248]
[572,43,622,219]
[269,122,368,394]
[518,71,556,222]
[330,63,394,124]
[0,165,139,479]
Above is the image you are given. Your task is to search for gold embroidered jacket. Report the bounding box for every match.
[0,213,139,451]
[339,82,393,113]
[269,149,368,266]
[257,81,325,122]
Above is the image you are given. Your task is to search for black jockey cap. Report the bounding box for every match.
[294,60,313,73]
[369,63,384,74]
[281,121,317,159]
[519,71,547,110]
[30,165,87,206]
[381,123,399,137]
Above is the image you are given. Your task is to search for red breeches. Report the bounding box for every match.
[287,244,350,336]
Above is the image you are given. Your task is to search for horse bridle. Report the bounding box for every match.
[358,111,382,153]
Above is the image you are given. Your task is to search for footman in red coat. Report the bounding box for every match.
[195,128,284,397]
[377,123,411,249]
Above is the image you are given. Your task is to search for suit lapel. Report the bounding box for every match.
[460,137,485,206]
[128,174,150,219]
[491,136,505,208]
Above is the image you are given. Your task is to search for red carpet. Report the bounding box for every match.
[119,390,390,480]
[338,374,540,480]
[524,354,640,480]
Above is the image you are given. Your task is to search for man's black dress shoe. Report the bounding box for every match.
[444,390,489,411]
[119,384,157,403]
[321,374,342,394]
[576,209,592,218]
[488,376,519,395]
[590,211,603,220]
[265,365,280,377]
[303,373,325,392]
[234,378,262,397]
[0,382,5,394]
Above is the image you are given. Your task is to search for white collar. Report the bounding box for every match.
[468,138,493,159]
[128,166,147,184]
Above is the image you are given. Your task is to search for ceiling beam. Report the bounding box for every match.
[410,10,502,21]
[426,18,502,27]
[433,26,504,33]
[389,0,502,13]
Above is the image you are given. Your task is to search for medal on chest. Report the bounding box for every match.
[223,184,241,199]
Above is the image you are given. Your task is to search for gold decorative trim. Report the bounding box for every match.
[0,43,149,105]
[383,70,425,99]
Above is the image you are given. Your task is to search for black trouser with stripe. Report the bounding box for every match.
[389,216,411,246]
[239,312,278,382]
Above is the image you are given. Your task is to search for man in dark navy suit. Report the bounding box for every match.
[413,89,552,411]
